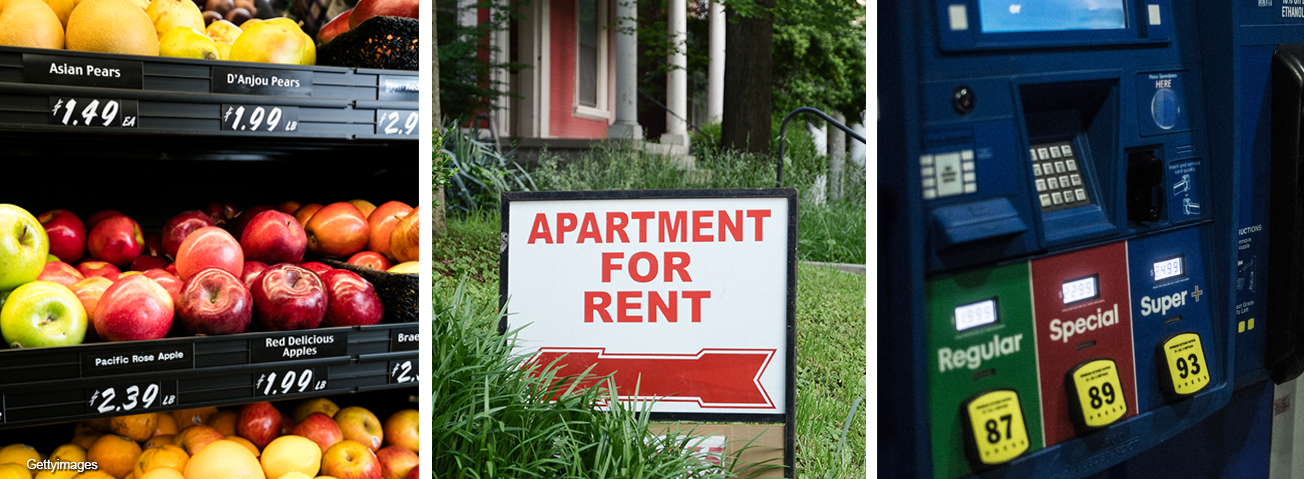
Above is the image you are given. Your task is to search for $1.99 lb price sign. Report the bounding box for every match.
[254,366,328,397]
[49,97,138,128]
[221,105,299,134]
[87,381,177,415]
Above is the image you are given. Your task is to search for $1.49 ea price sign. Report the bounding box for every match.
[87,381,177,415]
[221,104,299,133]
[49,97,138,128]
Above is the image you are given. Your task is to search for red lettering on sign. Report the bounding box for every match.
[719,210,743,242]
[630,252,659,283]
[747,210,771,241]
[665,252,692,282]
[659,211,687,242]
[578,213,603,243]
[649,291,677,322]
[528,213,553,244]
[633,212,655,243]
[607,212,631,243]
[683,291,711,322]
[585,292,613,322]
[583,290,709,323]
[693,211,714,242]
[602,252,623,282]
[557,213,578,243]
[617,292,642,322]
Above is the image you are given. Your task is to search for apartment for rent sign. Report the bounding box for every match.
[501,190,796,417]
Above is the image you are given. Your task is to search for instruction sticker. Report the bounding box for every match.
[963,389,1030,466]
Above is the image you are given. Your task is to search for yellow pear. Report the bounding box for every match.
[0,0,64,49]
[215,41,229,60]
[42,0,72,27]
[228,17,314,65]
[204,19,239,43]
[145,0,201,39]
[159,26,218,59]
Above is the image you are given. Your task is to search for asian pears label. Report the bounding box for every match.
[24,54,143,89]
[963,389,1030,466]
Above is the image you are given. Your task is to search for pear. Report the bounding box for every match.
[228,18,314,65]
[145,0,202,39]
[159,26,219,60]
[204,18,239,43]
[215,40,230,60]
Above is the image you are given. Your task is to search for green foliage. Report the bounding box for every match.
[772,0,866,120]
[432,210,502,284]
[794,264,866,478]
[434,124,453,191]
[442,124,536,215]
[437,0,518,121]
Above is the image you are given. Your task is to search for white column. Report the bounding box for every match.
[608,0,642,140]
[660,0,688,146]
[828,111,846,201]
[707,0,724,123]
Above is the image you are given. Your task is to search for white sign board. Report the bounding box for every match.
[503,190,795,417]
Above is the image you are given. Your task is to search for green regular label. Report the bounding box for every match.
[927,262,1043,479]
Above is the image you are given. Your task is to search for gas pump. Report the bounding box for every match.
[879,1,1237,477]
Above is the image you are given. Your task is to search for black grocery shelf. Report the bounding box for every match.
[0,45,418,140]
[0,322,418,428]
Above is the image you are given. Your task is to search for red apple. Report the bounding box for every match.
[293,412,344,453]
[293,203,324,228]
[93,274,174,341]
[77,261,120,281]
[349,0,417,28]
[280,410,295,435]
[346,251,390,271]
[389,206,419,264]
[144,232,164,258]
[88,215,144,268]
[277,201,301,214]
[165,263,178,276]
[241,210,307,264]
[383,409,417,452]
[70,276,113,323]
[87,210,122,229]
[38,261,84,287]
[176,267,252,335]
[241,260,269,290]
[236,401,282,450]
[143,269,183,303]
[348,199,377,219]
[38,209,86,263]
[203,201,239,227]
[404,466,418,479]
[334,406,383,451]
[321,269,384,327]
[252,264,326,331]
[375,445,417,479]
[366,201,411,260]
[130,255,169,272]
[306,203,369,258]
[175,226,243,281]
[322,440,382,479]
[318,8,351,43]
[226,204,275,242]
[162,210,215,259]
[298,261,333,276]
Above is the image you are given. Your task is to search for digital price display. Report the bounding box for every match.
[1154,255,1185,282]
[956,299,998,332]
[979,0,1127,33]
[1062,276,1099,304]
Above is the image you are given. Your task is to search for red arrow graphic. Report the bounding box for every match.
[530,348,777,408]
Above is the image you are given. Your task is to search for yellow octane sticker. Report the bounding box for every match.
[965,390,1030,465]
[1071,359,1127,428]
[1163,333,1210,396]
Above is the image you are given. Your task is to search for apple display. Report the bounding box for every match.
[241,210,307,264]
[277,201,301,214]
[77,261,120,281]
[366,201,411,260]
[162,210,215,259]
[38,261,84,287]
[87,210,123,229]
[334,406,383,451]
[382,409,417,452]
[203,201,239,227]
[226,204,275,241]
[293,412,344,452]
[144,231,164,258]
[236,401,282,450]
[176,424,225,456]
[37,209,86,264]
[299,261,333,276]
[389,206,419,263]
[346,251,391,271]
[320,269,384,327]
[305,202,369,258]
[294,397,340,421]
[375,445,417,479]
[87,214,144,269]
[241,260,269,290]
[176,267,252,336]
[321,440,382,479]
[293,203,324,227]
[93,274,174,341]
[318,8,350,43]
[175,226,244,280]
[251,264,327,331]
[130,255,169,272]
[347,199,377,219]
[70,276,113,330]
[143,269,183,303]
[0,281,87,348]
[348,0,417,28]
[0,204,49,291]
[387,262,418,274]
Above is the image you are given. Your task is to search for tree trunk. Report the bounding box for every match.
[721,0,773,155]
[433,0,448,235]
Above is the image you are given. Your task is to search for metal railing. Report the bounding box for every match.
[776,106,866,188]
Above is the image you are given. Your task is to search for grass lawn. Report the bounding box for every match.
[433,212,867,478]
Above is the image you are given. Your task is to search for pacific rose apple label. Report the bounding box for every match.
[251,332,346,363]
[390,328,418,352]
[23,54,143,89]
[81,345,193,377]
[378,75,420,101]
[211,67,312,97]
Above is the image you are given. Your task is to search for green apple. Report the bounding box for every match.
[47,254,59,263]
[0,281,87,348]
[0,205,48,291]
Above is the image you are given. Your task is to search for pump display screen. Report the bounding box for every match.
[979,0,1127,33]
[1154,255,1185,282]
[1062,276,1099,304]
[955,299,998,331]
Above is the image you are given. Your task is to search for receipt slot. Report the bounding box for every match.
[926,263,1042,477]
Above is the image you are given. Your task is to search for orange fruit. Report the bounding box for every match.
[141,436,174,450]
[278,473,312,479]
[65,0,157,56]
[131,445,187,479]
[154,413,179,437]
[0,464,30,479]
[34,469,77,479]
[225,438,259,458]
[259,436,320,479]
[110,413,157,442]
[203,411,236,437]
[170,408,217,429]
[137,470,182,479]
[71,472,115,479]
[0,444,40,473]
[49,444,87,463]
[0,0,64,50]
[70,433,101,451]
[182,440,264,479]
[86,435,141,479]
[174,426,223,457]
[86,418,111,432]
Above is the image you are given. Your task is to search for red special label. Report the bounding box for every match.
[1031,241,1137,445]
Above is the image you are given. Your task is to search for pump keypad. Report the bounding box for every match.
[1030,141,1091,212]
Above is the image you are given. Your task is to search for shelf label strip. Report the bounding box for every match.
[251,331,347,363]
[23,53,143,89]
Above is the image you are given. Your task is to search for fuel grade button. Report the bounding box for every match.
[1159,332,1210,398]
[1066,358,1127,430]
[962,389,1030,466]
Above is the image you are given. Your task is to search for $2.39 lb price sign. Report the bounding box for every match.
[254,366,327,397]
[49,97,138,128]
[87,381,177,415]
[221,104,298,133]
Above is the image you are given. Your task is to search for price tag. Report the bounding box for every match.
[376,110,419,136]
[1067,359,1128,429]
[254,366,328,397]
[221,105,299,133]
[1160,332,1211,397]
[390,328,418,352]
[388,359,418,384]
[87,381,177,415]
[49,97,138,128]
[962,389,1029,466]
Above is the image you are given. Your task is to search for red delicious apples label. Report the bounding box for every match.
[503,191,795,416]
[251,331,347,363]
[23,54,143,89]
[211,67,312,97]
[80,346,192,377]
